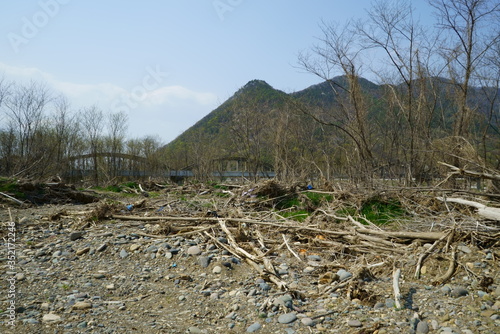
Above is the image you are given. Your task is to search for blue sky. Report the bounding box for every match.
[0,0,434,143]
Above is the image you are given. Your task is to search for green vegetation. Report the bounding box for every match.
[360,198,406,225]
[0,178,25,199]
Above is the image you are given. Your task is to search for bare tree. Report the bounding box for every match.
[298,21,374,183]
[429,0,500,137]
[107,111,128,178]
[80,105,104,184]
[4,81,51,175]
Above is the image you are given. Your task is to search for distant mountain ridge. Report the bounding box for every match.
[161,75,500,172]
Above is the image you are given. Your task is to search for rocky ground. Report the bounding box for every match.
[0,182,499,333]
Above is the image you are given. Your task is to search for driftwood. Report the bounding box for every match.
[432,248,457,285]
[0,191,25,205]
[393,268,402,309]
[415,231,450,279]
[437,197,500,221]
[439,161,500,181]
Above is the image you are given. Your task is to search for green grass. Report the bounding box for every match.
[0,177,26,199]
[281,210,309,222]
[304,191,333,206]
[360,198,406,225]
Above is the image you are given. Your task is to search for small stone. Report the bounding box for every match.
[198,256,211,268]
[347,319,362,327]
[72,301,92,310]
[96,244,107,252]
[246,322,262,332]
[187,245,202,256]
[307,255,322,261]
[76,247,90,256]
[457,245,471,254]
[42,313,62,323]
[92,273,106,279]
[106,284,115,290]
[129,244,141,251]
[213,265,222,274]
[278,312,297,324]
[119,249,129,258]
[77,321,88,328]
[23,318,39,324]
[301,317,315,326]
[337,269,352,281]
[416,321,429,334]
[187,327,203,333]
[41,302,50,311]
[69,231,84,241]
[450,287,468,298]
[16,273,25,281]
[303,266,315,273]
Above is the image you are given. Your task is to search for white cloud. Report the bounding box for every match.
[0,62,219,142]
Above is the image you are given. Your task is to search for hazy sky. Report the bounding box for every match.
[1,0,434,144]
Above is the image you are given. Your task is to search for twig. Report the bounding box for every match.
[0,192,24,205]
[415,231,450,279]
[282,234,303,262]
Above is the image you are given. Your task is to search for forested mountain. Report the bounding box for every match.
[162,75,500,183]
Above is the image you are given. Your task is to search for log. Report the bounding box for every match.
[437,197,500,221]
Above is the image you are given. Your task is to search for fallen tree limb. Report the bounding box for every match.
[432,248,457,285]
[415,231,450,279]
[0,191,25,205]
[439,161,500,181]
[436,197,500,221]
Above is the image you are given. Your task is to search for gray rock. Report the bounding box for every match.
[212,265,222,274]
[198,256,211,268]
[301,317,315,326]
[69,231,84,241]
[187,245,202,256]
[338,270,352,281]
[416,320,429,334]
[246,322,261,332]
[145,245,158,253]
[23,318,40,324]
[307,255,322,261]
[119,249,129,258]
[278,312,297,324]
[457,245,471,254]
[187,327,203,333]
[450,287,468,298]
[96,243,107,252]
[347,319,362,327]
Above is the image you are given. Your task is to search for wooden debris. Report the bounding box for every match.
[393,268,402,309]
[437,197,500,221]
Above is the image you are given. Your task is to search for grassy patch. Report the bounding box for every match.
[304,191,333,206]
[360,198,406,225]
[281,210,309,222]
[0,177,26,199]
